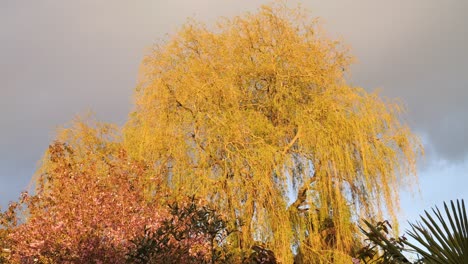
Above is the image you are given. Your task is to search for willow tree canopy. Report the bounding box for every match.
[124,3,422,263]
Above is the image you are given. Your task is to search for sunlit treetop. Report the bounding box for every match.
[124,3,422,263]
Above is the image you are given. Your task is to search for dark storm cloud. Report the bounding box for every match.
[332,0,468,161]
[1,0,467,207]
[292,0,467,161]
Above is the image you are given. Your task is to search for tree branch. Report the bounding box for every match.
[282,127,301,156]
[288,171,317,212]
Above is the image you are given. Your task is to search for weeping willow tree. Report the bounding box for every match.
[124,3,422,263]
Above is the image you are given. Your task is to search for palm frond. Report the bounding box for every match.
[404,199,468,264]
[359,199,467,264]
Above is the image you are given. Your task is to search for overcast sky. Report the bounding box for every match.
[1,0,467,226]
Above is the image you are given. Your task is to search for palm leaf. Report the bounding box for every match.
[404,199,468,264]
[359,200,467,264]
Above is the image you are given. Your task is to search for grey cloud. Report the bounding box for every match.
[297,0,468,160]
[339,0,468,161]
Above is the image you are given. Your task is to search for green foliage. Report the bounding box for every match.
[245,245,277,264]
[358,220,411,263]
[359,200,468,264]
[405,199,468,263]
[126,197,234,264]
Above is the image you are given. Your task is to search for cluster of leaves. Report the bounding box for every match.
[126,197,233,263]
[0,200,20,263]
[358,200,467,264]
[244,245,277,264]
[357,220,411,263]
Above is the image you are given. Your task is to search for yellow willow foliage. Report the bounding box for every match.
[33,118,119,195]
[124,3,422,263]
[33,117,165,202]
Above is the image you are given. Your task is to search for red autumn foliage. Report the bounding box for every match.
[7,141,167,263]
